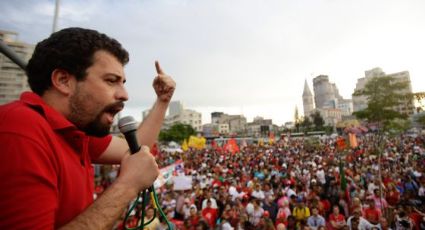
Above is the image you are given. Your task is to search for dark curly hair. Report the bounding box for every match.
[26,27,129,95]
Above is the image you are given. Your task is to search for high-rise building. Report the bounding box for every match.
[169,101,184,116]
[313,75,344,109]
[164,109,202,132]
[352,67,414,116]
[0,30,34,105]
[210,112,247,134]
[352,68,386,112]
[337,99,353,116]
[302,79,314,117]
[246,116,274,136]
[164,101,202,132]
[306,75,352,128]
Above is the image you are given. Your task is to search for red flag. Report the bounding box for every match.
[336,137,346,151]
[224,138,239,154]
[211,139,217,149]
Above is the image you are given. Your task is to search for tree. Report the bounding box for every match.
[413,92,425,113]
[416,114,425,128]
[386,118,411,136]
[352,76,411,130]
[310,111,325,130]
[159,123,196,143]
[300,116,312,132]
[353,76,412,209]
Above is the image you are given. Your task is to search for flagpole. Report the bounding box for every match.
[52,0,61,33]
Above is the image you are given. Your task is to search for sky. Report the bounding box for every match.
[1,0,425,125]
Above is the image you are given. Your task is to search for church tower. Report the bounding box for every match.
[302,79,314,117]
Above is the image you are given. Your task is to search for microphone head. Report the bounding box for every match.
[118,116,138,133]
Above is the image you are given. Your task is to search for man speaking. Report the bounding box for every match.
[0,27,175,229]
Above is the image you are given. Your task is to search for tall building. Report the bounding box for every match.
[302,79,314,117]
[316,108,342,128]
[164,101,202,132]
[352,67,414,116]
[169,101,184,116]
[352,68,386,112]
[0,30,34,105]
[246,116,274,136]
[306,75,352,129]
[337,99,353,116]
[313,75,344,109]
[210,112,247,134]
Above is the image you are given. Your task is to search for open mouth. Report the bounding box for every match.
[103,102,125,123]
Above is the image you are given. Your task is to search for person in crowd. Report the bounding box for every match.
[182,198,192,220]
[264,195,279,222]
[394,208,415,230]
[252,183,266,201]
[378,217,391,230]
[329,205,346,230]
[286,215,298,230]
[276,223,287,230]
[247,198,264,226]
[306,207,326,230]
[175,191,186,220]
[187,204,201,230]
[292,197,311,225]
[363,197,381,225]
[202,190,218,210]
[347,209,378,230]
[141,206,159,230]
[162,193,177,218]
[201,199,218,228]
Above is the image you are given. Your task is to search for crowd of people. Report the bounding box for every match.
[97,133,425,230]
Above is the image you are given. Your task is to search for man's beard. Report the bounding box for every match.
[82,101,124,137]
[83,112,111,137]
[69,90,124,137]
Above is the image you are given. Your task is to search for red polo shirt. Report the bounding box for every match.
[0,92,112,229]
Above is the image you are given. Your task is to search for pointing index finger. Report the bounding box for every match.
[155,60,164,75]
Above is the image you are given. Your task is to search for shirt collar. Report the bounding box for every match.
[20,91,77,131]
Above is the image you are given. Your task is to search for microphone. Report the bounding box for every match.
[118,116,141,154]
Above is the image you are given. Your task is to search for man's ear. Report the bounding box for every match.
[51,69,75,95]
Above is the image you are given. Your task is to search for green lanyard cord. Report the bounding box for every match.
[124,186,173,230]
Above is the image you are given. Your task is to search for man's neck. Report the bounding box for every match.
[42,90,70,117]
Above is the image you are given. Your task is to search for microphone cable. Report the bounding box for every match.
[123,187,173,230]
[118,116,173,230]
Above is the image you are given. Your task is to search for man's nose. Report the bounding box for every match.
[116,85,129,101]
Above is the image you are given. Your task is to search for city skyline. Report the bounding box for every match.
[1,0,425,125]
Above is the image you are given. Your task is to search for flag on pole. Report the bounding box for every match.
[339,161,347,190]
[181,139,188,151]
[339,161,350,202]
[348,133,358,148]
[223,138,240,154]
[269,132,275,145]
[188,135,206,150]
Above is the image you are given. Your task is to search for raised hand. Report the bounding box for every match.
[153,61,176,103]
